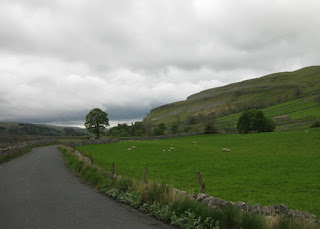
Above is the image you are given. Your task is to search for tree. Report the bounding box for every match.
[237,109,275,134]
[204,112,217,134]
[64,127,77,136]
[153,127,164,136]
[204,121,217,134]
[85,108,109,138]
[171,124,180,134]
[158,123,167,130]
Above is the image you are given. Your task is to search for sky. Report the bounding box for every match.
[1,0,320,128]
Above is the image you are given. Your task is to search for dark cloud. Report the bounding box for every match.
[0,0,319,126]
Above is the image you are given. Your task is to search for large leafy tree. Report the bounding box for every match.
[237,109,275,134]
[85,108,109,138]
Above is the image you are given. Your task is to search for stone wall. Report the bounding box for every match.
[121,132,203,141]
[62,138,120,148]
[0,137,59,158]
[196,193,319,225]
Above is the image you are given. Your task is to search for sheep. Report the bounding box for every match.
[222,148,231,152]
[131,146,136,149]
[127,148,132,151]
[170,147,175,150]
[193,141,197,144]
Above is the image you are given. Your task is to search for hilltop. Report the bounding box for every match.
[144,66,320,132]
[0,122,87,136]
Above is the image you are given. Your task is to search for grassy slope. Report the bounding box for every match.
[0,122,87,136]
[77,128,320,218]
[216,97,320,131]
[145,66,320,131]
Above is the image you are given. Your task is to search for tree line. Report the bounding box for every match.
[84,108,276,138]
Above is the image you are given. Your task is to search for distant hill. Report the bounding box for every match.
[144,66,320,132]
[0,122,87,136]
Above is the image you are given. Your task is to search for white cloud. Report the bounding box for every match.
[0,0,319,125]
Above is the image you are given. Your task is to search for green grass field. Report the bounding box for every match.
[77,128,320,218]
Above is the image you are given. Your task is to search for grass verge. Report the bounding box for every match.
[0,147,32,163]
[59,146,317,229]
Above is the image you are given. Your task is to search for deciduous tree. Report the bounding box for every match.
[85,108,109,138]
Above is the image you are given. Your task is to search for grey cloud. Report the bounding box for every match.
[0,0,319,125]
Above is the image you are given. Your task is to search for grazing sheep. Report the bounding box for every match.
[170,147,175,150]
[193,141,197,144]
[127,148,132,151]
[163,150,166,152]
[222,148,231,152]
[132,146,136,149]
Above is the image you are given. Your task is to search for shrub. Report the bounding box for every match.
[184,126,192,133]
[158,123,167,130]
[204,121,218,134]
[153,127,164,136]
[171,124,180,134]
[187,116,198,125]
[237,109,275,134]
[311,120,320,128]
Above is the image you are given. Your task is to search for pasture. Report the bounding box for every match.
[77,128,320,217]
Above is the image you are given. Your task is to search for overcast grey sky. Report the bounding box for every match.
[1,0,319,127]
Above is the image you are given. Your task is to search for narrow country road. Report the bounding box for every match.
[0,145,173,229]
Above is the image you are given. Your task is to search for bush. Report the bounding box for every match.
[311,120,320,128]
[184,126,192,133]
[153,127,164,136]
[204,121,218,134]
[158,123,166,130]
[237,109,275,134]
[187,116,198,125]
[171,124,180,134]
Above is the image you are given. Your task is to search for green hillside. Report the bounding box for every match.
[0,122,87,136]
[145,66,320,132]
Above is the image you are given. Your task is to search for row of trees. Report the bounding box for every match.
[84,108,275,138]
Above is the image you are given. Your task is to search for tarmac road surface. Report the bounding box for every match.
[0,145,173,229]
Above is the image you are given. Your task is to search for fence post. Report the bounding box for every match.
[197,171,206,194]
[143,167,148,184]
[88,154,94,163]
[111,162,116,178]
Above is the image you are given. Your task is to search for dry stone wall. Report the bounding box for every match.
[196,193,319,225]
[0,136,59,158]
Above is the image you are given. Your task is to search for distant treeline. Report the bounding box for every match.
[108,121,145,137]
[107,113,218,137]
[0,123,87,136]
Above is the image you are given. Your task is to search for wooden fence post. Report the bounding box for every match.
[197,171,206,194]
[111,162,116,178]
[88,154,94,163]
[143,167,148,184]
